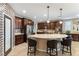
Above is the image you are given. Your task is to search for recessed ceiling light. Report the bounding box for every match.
[34,16,36,19]
[22,10,26,14]
[76,14,79,18]
[44,14,47,17]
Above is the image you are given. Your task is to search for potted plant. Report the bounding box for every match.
[66,30,71,35]
[65,30,71,38]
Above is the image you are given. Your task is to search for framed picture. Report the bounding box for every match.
[4,14,12,56]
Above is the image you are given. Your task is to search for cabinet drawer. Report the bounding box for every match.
[72,34,79,41]
[15,35,24,45]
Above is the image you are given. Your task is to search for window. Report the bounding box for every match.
[64,20,72,31]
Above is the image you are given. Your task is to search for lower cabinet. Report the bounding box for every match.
[15,35,24,45]
[72,34,79,41]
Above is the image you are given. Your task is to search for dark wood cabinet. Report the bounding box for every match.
[15,16,34,45]
[50,22,55,29]
[15,16,24,29]
[15,35,24,45]
[72,34,79,41]
[38,21,62,30]
[24,19,33,25]
[38,22,45,29]
[47,23,51,29]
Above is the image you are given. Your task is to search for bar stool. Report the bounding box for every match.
[27,38,37,55]
[47,40,58,56]
[61,36,72,55]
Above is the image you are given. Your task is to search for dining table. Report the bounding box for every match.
[28,34,68,52]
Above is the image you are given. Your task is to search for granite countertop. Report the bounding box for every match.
[15,33,24,35]
[28,34,67,39]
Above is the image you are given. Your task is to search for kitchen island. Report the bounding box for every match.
[28,34,67,52]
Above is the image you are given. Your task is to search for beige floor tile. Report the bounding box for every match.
[8,41,79,56]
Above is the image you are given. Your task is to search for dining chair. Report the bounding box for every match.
[61,35,72,55]
[27,38,37,56]
[47,40,58,56]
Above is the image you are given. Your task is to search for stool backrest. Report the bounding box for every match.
[63,36,72,46]
[47,40,58,48]
[28,38,37,46]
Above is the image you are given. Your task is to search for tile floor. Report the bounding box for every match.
[8,43,28,56]
[8,41,79,56]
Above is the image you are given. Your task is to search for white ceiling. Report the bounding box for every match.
[9,3,79,22]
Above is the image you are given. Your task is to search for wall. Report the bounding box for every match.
[0,3,15,56]
[63,20,72,32]
[63,18,79,33]
[0,11,4,55]
[72,19,79,32]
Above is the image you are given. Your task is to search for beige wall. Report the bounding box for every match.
[63,18,79,33]
[0,3,15,56]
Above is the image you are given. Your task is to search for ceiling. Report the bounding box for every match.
[9,3,79,22]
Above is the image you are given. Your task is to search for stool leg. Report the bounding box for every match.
[47,47,48,53]
[49,48,51,56]
[56,48,58,56]
[67,46,68,51]
[70,46,72,56]
[52,49,53,53]
[62,45,64,54]
[27,46,29,55]
[34,46,36,56]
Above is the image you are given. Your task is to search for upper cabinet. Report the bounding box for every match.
[38,22,46,29]
[24,19,33,26]
[38,21,62,30]
[15,16,24,29]
[50,22,55,29]
[15,16,33,29]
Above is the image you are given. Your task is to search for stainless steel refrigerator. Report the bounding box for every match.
[24,25,33,42]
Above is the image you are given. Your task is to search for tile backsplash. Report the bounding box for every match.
[15,29,21,33]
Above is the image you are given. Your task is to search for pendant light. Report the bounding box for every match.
[47,6,50,23]
[59,8,63,24]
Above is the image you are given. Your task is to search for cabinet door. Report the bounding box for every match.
[18,19,22,29]
[15,36,20,45]
[24,19,33,25]
[38,22,45,29]
[47,23,51,29]
[15,18,19,29]
[50,23,55,30]
[15,17,23,29]
[15,35,24,45]
[72,34,79,41]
